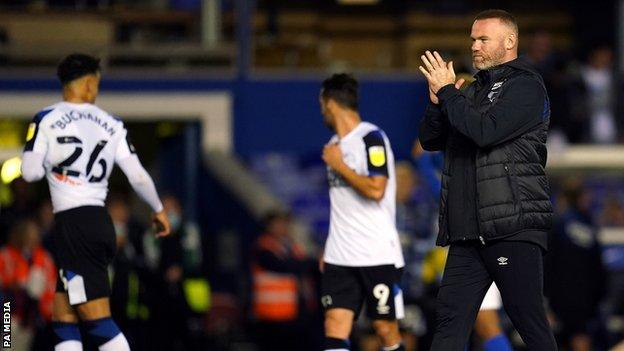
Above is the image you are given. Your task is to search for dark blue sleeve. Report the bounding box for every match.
[363,130,389,177]
[23,109,52,152]
[437,76,547,148]
[418,103,449,151]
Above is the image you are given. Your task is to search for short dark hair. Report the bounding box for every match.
[321,73,359,111]
[57,53,101,86]
[474,9,518,34]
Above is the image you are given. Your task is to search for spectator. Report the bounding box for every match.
[580,45,618,143]
[0,219,56,351]
[34,199,55,252]
[546,183,607,351]
[0,178,37,245]
[600,197,624,227]
[410,142,446,350]
[395,161,437,349]
[524,31,578,144]
[144,193,210,350]
[411,140,442,195]
[108,194,151,349]
[597,196,624,344]
[525,31,556,76]
[250,210,317,351]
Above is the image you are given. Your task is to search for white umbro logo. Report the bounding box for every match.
[488,81,505,102]
[491,81,504,90]
[497,257,509,266]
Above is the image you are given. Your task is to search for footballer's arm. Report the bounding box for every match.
[323,143,387,201]
[332,162,387,201]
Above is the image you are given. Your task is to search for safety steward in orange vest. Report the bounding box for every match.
[251,211,318,350]
[0,219,57,323]
[252,234,305,321]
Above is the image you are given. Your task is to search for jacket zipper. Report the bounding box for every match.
[475,151,485,245]
[475,79,495,246]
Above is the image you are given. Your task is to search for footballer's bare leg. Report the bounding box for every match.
[52,293,82,350]
[75,297,112,320]
[373,319,403,351]
[53,293,80,323]
[74,297,130,351]
[324,308,354,350]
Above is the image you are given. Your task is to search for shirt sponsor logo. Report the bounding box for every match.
[53,173,82,186]
[497,257,509,266]
[368,146,386,167]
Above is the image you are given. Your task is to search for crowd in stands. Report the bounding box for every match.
[523,34,621,145]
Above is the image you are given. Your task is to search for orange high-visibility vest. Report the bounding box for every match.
[251,234,305,322]
[0,245,57,321]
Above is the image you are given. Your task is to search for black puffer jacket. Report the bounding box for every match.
[419,57,553,246]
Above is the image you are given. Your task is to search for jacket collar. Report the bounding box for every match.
[475,56,527,85]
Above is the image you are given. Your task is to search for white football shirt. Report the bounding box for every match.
[22,102,152,213]
[323,122,405,268]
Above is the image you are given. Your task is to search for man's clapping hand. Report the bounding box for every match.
[419,50,465,104]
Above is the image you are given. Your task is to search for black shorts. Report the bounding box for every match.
[52,206,116,305]
[321,263,404,320]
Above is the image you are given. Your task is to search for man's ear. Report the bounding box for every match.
[506,33,517,50]
[85,76,95,93]
[326,98,338,112]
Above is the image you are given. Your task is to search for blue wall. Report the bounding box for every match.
[236,79,429,160]
[0,77,429,159]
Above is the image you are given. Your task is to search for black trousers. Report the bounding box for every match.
[430,240,557,351]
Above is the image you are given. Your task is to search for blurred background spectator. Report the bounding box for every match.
[142,193,212,351]
[0,179,38,246]
[394,161,437,350]
[0,219,56,351]
[107,193,151,349]
[546,181,608,351]
[579,45,618,144]
[250,210,319,351]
